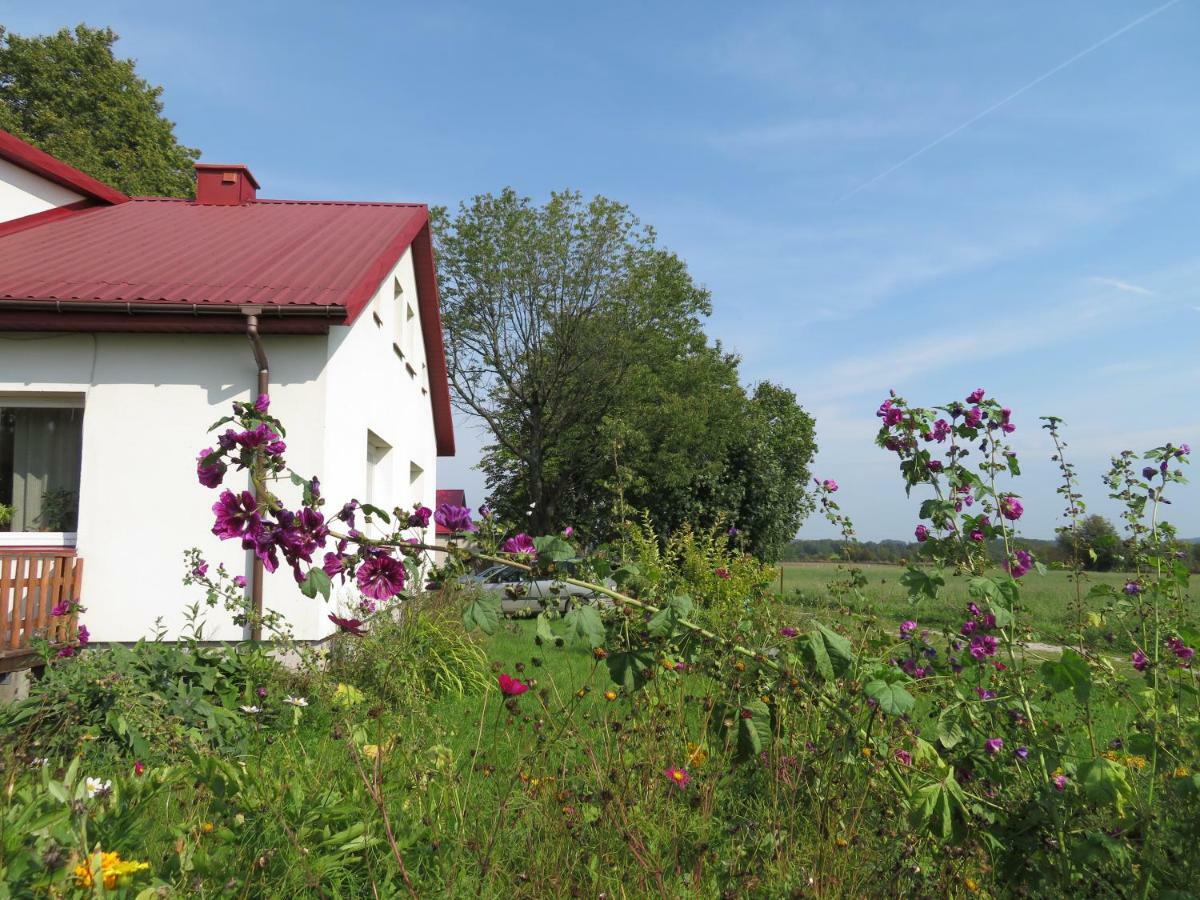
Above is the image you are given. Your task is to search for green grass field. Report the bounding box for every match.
[772,562,1189,649]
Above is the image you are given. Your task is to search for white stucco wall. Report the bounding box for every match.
[0,249,440,642]
[0,158,84,223]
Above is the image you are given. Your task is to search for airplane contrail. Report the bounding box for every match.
[839,0,1185,201]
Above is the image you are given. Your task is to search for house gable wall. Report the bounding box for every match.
[0,157,85,223]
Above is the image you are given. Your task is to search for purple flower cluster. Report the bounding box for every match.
[1167,636,1195,666]
[211,489,330,582]
[407,505,432,529]
[999,495,1023,521]
[1004,549,1033,579]
[959,604,1000,660]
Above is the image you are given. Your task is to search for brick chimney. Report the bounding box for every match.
[194,163,260,205]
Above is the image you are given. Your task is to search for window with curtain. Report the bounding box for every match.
[0,404,84,533]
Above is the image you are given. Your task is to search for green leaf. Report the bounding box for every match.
[967,577,999,601]
[1041,648,1091,703]
[990,604,1014,629]
[565,604,605,648]
[535,612,556,646]
[360,503,392,524]
[936,707,965,749]
[462,594,501,635]
[611,564,640,586]
[900,566,944,601]
[532,535,574,562]
[1080,756,1133,814]
[299,567,332,600]
[607,650,653,692]
[865,679,916,716]
[804,628,834,681]
[737,699,773,757]
[816,624,854,671]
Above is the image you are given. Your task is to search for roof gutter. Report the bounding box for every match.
[0,299,343,317]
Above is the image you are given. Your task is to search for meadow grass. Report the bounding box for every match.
[772,562,1179,648]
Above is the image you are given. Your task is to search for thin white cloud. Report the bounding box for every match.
[1090,276,1153,296]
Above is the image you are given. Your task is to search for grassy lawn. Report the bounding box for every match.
[772,562,1185,648]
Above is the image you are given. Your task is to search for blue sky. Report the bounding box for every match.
[9,1,1198,540]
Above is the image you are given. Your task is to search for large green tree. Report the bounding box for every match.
[435,188,816,560]
[0,24,198,197]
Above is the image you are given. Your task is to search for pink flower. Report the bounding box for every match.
[233,575,247,588]
[715,567,731,580]
[328,614,367,637]
[664,767,691,790]
[563,526,574,537]
[966,388,985,404]
[999,496,1023,521]
[1053,774,1068,791]
[894,749,912,766]
[1131,649,1148,671]
[900,620,918,639]
[914,524,929,542]
[822,479,839,492]
[969,528,984,542]
[254,393,270,413]
[133,760,145,777]
[984,737,1003,755]
[965,406,983,428]
[498,673,529,696]
[356,553,407,600]
[501,533,538,557]
[779,627,798,638]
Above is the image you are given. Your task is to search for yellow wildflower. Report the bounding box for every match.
[200,821,215,834]
[835,837,848,847]
[1123,755,1147,771]
[74,851,149,890]
[687,742,709,768]
[861,747,873,758]
[604,690,618,701]
[965,876,980,892]
[1174,766,1190,778]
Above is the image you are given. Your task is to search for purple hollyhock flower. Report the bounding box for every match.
[966,388,985,404]
[822,479,839,492]
[50,600,71,617]
[236,422,279,451]
[779,626,799,638]
[999,496,1023,521]
[984,737,1003,755]
[914,524,930,542]
[212,490,261,540]
[192,560,209,578]
[233,575,247,588]
[1005,549,1033,579]
[982,612,997,631]
[961,620,977,636]
[1142,466,1157,481]
[727,526,739,537]
[1053,774,1068,791]
[196,448,227,489]
[1131,649,1148,671]
[894,749,913,766]
[965,406,983,428]
[356,553,407,600]
[1123,581,1142,596]
[563,525,574,537]
[434,503,475,533]
[927,459,944,473]
[254,393,270,413]
[323,552,347,577]
[217,428,239,452]
[479,504,493,519]
[969,528,985,542]
[969,635,998,660]
[1178,443,1191,457]
[1167,637,1195,663]
[328,614,367,637]
[1014,746,1029,761]
[75,624,90,649]
[975,687,996,701]
[407,506,432,529]
[501,533,538,557]
[900,620,918,639]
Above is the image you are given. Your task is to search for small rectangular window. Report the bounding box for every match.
[0,403,84,534]
[365,431,393,529]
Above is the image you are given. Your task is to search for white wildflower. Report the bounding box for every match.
[283,696,308,707]
[239,705,262,714]
[85,777,111,797]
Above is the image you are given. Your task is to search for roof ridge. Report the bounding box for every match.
[129,197,427,208]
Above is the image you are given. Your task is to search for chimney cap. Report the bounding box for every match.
[194,163,261,190]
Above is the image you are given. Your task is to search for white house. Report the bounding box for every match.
[0,129,455,655]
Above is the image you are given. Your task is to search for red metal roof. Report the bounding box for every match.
[435,489,468,535]
[0,197,427,311]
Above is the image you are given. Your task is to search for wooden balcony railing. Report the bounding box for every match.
[0,551,83,673]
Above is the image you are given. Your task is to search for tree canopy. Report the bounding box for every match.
[434,188,817,561]
[0,24,199,197]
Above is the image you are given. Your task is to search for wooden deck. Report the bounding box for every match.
[0,551,83,673]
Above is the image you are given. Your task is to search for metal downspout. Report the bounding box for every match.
[244,309,269,642]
